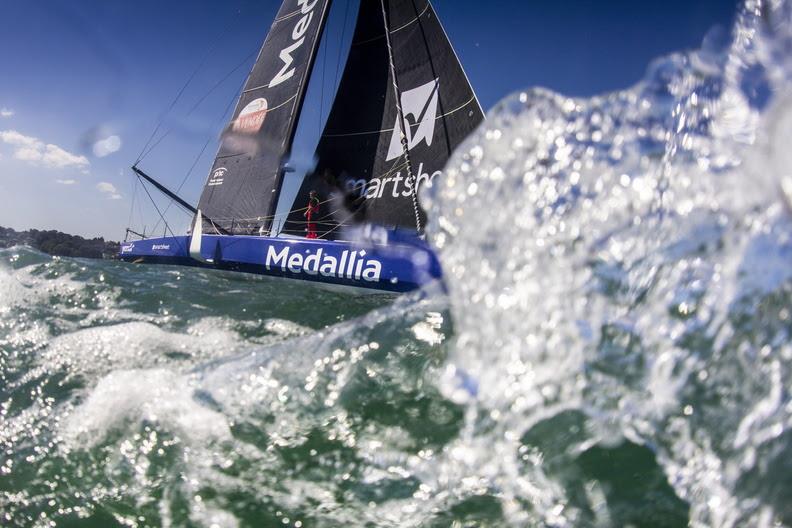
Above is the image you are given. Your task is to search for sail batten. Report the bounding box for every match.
[321,95,479,137]
[197,0,332,235]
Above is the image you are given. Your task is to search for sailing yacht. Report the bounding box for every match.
[119,0,484,293]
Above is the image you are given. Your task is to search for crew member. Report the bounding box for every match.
[304,190,320,239]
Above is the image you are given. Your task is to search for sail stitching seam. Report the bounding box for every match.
[352,3,430,46]
[321,95,477,137]
[273,8,306,23]
[390,3,431,33]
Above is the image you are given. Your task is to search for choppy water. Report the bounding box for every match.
[5,0,792,526]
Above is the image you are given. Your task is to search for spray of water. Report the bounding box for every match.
[424,0,792,525]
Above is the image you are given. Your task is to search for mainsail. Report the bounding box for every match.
[284,0,484,238]
[197,0,332,235]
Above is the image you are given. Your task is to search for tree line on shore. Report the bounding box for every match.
[0,226,119,259]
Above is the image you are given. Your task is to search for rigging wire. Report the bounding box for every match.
[379,0,423,235]
[333,0,351,90]
[137,48,258,163]
[148,71,248,235]
[136,187,147,237]
[137,177,187,255]
[191,196,335,225]
[128,8,246,238]
[125,169,154,240]
[316,209,357,240]
[135,11,242,165]
[319,17,329,128]
[409,0,453,159]
[125,176,138,241]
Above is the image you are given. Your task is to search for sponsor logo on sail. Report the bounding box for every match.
[269,0,320,88]
[266,245,382,282]
[208,167,227,187]
[233,98,268,134]
[345,162,442,200]
[386,79,440,161]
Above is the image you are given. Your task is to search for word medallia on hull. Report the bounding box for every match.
[120,0,484,293]
[266,245,383,282]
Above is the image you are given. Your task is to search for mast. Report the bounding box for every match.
[196,0,333,235]
[265,0,335,228]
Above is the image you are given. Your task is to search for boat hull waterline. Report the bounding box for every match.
[119,234,441,293]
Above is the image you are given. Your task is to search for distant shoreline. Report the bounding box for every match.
[0,226,119,260]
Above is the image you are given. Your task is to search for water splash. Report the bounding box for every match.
[424,0,792,525]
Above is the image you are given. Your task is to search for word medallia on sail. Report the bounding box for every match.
[270,0,323,88]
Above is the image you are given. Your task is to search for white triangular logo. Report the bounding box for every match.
[386,79,440,161]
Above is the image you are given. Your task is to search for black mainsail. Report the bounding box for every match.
[284,0,484,238]
[197,0,332,235]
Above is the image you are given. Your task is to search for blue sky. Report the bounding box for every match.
[0,0,736,240]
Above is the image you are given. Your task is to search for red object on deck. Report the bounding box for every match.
[305,198,320,239]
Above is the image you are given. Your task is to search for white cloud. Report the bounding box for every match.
[97,181,122,200]
[0,129,89,172]
[14,146,42,162]
[96,181,116,193]
[56,179,77,185]
[0,108,14,118]
[0,130,39,148]
[42,144,90,170]
[92,135,122,157]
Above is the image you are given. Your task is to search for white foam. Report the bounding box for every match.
[61,368,231,448]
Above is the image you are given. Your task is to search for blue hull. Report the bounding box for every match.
[118,233,441,293]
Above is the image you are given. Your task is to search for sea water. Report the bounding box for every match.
[3,0,792,526]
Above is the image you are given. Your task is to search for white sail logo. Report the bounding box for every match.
[269,0,320,88]
[233,98,268,134]
[386,79,440,161]
[208,167,227,187]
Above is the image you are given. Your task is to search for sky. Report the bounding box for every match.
[0,0,737,240]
